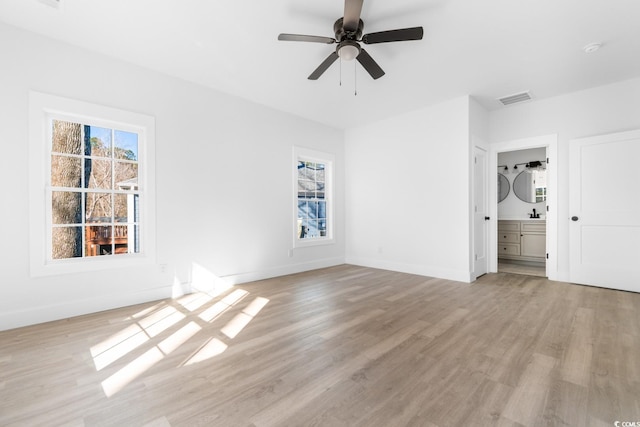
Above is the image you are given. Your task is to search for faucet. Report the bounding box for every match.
[530,208,539,219]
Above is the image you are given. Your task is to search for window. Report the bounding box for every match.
[29,92,156,275]
[294,147,334,246]
[50,121,140,259]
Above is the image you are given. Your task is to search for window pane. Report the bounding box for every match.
[316,163,325,182]
[308,162,317,180]
[51,155,82,188]
[300,219,310,239]
[114,225,129,254]
[114,130,138,161]
[52,120,82,155]
[85,159,112,189]
[319,219,327,236]
[318,201,326,219]
[307,220,319,238]
[52,191,82,224]
[52,226,82,259]
[114,162,138,188]
[85,192,113,223]
[308,201,318,219]
[87,126,112,158]
[114,194,131,221]
[85,225,113,256]
[297,200,308,219]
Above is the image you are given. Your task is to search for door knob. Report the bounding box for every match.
[571,216,579,221]
[484,216,490,220]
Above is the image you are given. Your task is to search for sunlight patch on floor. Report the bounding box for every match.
[183,338,228,366]
[177,292,214,312]
[198,289,248,323]
[221,297,269,339]
[131,302,165,319]
[101,347,165,397]
[94,283,270,397]
[91,324,149,371]
[157,321,202,355]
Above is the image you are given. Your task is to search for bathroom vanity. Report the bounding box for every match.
[497,219,546,262]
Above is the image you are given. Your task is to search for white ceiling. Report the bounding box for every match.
[1,0,639,129]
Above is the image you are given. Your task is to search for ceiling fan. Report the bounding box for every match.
[278,0,424,80]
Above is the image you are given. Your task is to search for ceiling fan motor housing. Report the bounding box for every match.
[334,18,364,42]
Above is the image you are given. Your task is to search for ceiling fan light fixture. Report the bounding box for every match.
[337,42,360,61]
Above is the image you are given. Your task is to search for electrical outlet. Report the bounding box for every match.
[159,264,168,274]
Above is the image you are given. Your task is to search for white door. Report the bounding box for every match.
[569,129,640,292]
[474,146,489,278]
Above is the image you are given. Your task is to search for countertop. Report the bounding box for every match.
[498,217,546,221]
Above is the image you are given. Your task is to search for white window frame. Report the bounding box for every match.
[29,92,156,276]
[293,147,334,248]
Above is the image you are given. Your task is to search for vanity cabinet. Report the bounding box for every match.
[498,220,546,262]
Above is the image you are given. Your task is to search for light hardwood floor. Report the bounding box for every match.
[1,265,639,426]
[498,260,546,277]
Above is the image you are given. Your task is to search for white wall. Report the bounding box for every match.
[490,77,640,281]
[0,23,345,330]
[344,96,473,282]
[497,147,547,218]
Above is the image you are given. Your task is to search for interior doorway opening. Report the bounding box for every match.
[489,134,557,281]
[497,147,547,277]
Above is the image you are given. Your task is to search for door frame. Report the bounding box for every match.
[472,145,489,280]
[489,134,558,280]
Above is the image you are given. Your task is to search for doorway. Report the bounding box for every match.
[497,147,547,277]
[489,134,558,280]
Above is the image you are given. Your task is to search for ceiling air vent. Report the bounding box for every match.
[498,91,532,106]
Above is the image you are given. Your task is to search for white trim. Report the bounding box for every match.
[218,257,345,287]
[346,256,472,283]
[293,146,335,248]
[0,284,171,332]
[29,91,156,276]
[490,134,558,280]
[472,143,489,281]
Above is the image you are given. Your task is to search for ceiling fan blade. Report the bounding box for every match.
[308,52,339,80]
[362,27,424,44]
[343,0,364,32]
[278,34,336,44]
[356,49,385,79]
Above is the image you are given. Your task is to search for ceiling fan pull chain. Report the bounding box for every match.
[354,62,358,96]
[339,58,342,86]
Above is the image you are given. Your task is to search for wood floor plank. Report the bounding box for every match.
[560,307,594,387]
[501,352,557,425]
[1,266,639,426]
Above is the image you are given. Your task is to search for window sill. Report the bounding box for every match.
[294,237,335,249]
[31,253,155,277]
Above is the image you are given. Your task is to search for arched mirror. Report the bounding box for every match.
[513,170,547,203]
[498,173,509,203]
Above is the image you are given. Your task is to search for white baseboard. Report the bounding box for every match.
[0,257,345,332]
[0,285,174,332]
[345,256,472,283]
[219,257,345,286]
